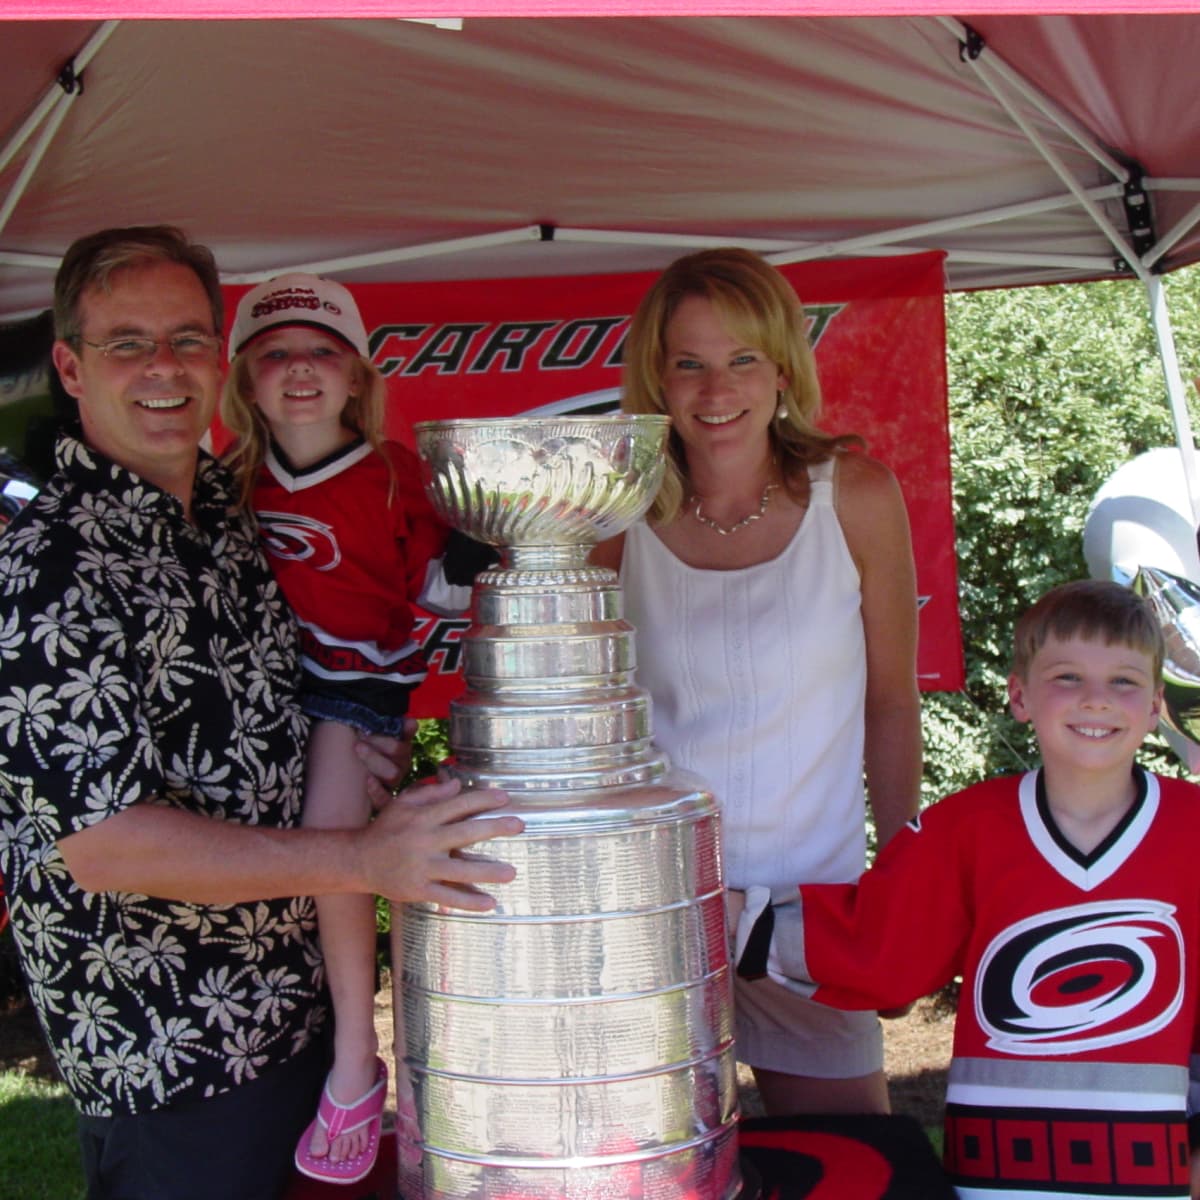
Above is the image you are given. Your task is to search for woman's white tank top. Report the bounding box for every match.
[620,459,867,892]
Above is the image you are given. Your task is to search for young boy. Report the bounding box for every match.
[732,579,1200,1199]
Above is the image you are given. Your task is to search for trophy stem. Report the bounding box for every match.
[504,542,592,573]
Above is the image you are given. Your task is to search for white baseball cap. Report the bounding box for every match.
[229,273,369,360]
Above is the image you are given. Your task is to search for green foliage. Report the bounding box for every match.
[403,718,452,787]
[0,1073,83,1200]
[924,269,1200,802]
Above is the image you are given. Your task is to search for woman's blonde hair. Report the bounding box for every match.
[220,349,392,509]
[622,247,861,524]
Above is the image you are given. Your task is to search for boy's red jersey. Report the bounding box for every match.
[785,769,1200,1199]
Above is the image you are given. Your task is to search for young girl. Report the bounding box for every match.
[222,274,476,1184]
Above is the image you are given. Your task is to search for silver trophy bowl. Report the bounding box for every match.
[397,413,740,1200]
[414,414,670,552]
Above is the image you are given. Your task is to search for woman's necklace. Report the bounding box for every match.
[691,483,779,536]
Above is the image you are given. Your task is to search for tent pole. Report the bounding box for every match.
[221,226,545,281]
[1146,275,1200,525]
[967,57,1146,283]
[938,17,1148,283]
[1144,200,1200,272]
[940,249,1116,271]
[0,21,119,177]
[555,229,1114,275]
[789,245,1115,272]
[0,95,75,240]
[1148,178,1200,194]
[553,228,792,253]
[934,16,1129,185]
[0,251,60,271]
[770,185,1123,266]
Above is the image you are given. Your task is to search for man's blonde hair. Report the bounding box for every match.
[54,225,223,345]
[1011,579,1164,682]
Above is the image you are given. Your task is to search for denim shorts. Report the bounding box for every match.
[299,669,415,737]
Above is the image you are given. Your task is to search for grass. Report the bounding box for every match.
[0,1071,84,1200]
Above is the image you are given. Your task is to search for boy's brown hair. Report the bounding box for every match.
[1011,579,1165,681]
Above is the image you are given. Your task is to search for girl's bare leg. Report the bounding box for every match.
[303,720,380,1165]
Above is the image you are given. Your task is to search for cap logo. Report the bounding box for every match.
[249,287,344,321]
[232,275,365,361]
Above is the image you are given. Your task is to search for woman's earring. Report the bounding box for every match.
[775,392,788,421]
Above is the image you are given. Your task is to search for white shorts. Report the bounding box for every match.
[733,973,884,1078]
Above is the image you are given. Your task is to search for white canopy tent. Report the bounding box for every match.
[2,8,1200,483]
[5,13,1200,295]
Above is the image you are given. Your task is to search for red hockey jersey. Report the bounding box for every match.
[753,769,1200,1199]
[253,439,462,686]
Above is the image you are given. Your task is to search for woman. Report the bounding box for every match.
[593,248,921,1115]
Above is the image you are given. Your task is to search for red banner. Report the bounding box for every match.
[222,251,961,716]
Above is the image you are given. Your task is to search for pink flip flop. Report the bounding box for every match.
[294,1057,388,1185]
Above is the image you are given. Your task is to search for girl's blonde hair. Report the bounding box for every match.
[220,349,393,509]
[622,247,861,524]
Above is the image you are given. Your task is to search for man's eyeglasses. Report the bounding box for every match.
[76,334,223,363]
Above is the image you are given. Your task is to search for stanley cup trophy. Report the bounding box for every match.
[394,414,742,1199]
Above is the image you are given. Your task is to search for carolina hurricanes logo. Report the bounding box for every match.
[257,511,341,571]
[250,287,344,320]
[975,899,1183,1055]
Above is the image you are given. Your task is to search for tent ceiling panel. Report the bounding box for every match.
[2,13,1199,318]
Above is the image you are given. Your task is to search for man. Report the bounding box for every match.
[0,226,520,1199]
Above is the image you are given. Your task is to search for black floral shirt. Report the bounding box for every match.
[0,432,325,1116]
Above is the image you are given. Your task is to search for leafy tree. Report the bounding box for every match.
[923,267,1200,804]
[403,718,452,786]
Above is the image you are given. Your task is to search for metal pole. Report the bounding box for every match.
[220,226,546,282]
[771,185,1123,267]
[932,15,1130,184]
[1144,200,1200,271]
[0,95,75,240]
[0,21,119,177]
[1147,275,1200,525]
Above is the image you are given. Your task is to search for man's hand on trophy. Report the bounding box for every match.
[365,777,523,910]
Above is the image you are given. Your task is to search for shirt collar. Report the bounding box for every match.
[54,425,237,526]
